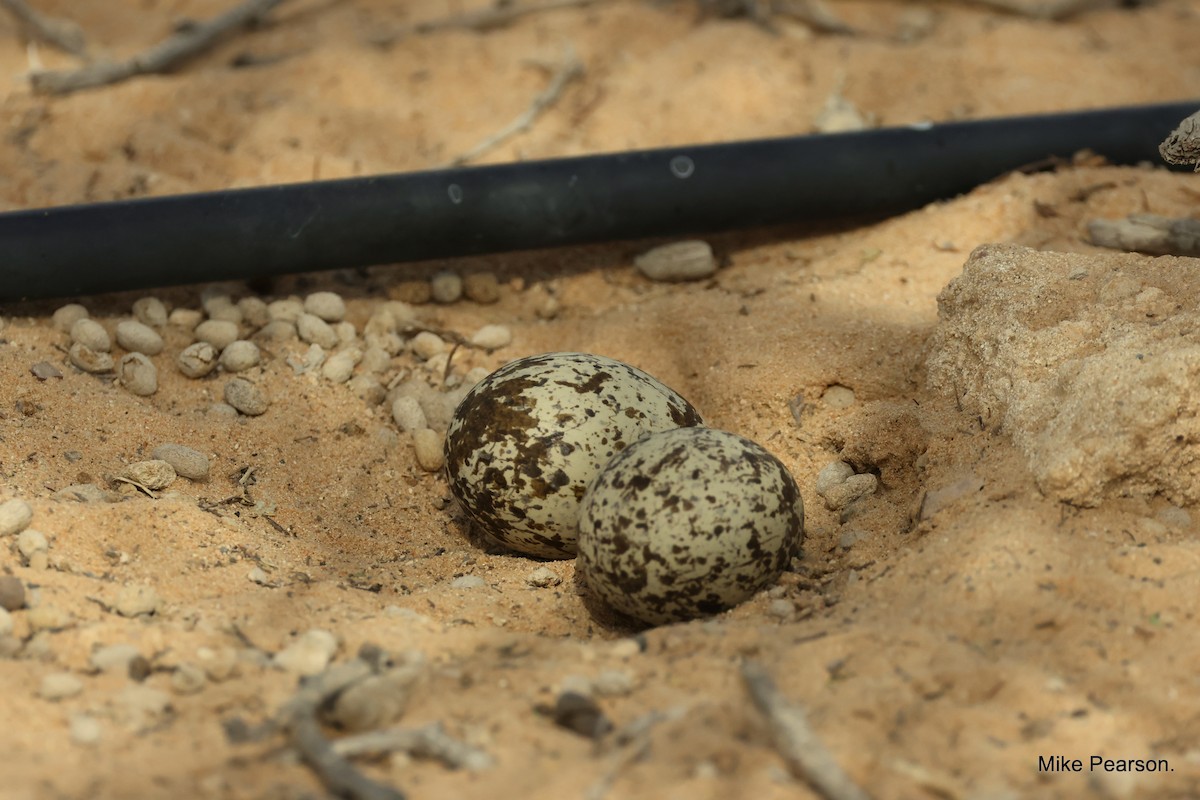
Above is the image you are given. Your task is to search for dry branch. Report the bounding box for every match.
[742,661,873,800]
[0,0,86,55]
[447,48,583,167]
[1087,214,1200,257]
[28,0,290,95]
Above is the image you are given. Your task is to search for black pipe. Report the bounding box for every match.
[1,99,1194,301]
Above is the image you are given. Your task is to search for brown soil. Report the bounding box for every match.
[1,2,1199,799]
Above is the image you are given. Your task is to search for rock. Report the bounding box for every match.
[0,608,11,637]
[70,318,111,352]
[327,653,425,731]
[412,428,445,472]
[177,342,219,378]
[527,566,562,588]
[0,576,25,610]
[112,685,172,729]
[273,629,338,676]
[821,384,856,408]
[592,670,635,697]
[410,331,445,360]
[823,473,878,511]
[115,319,164,355]
[391,396,428,433]
[297,313,339,349]
[218,340,261,372]
[267,297,304,322]
[54,483,116,503]
[193,320,240,351]
[634,240,717,282]
[815,461,855,496]
[68,342,113,374]
[121,460,176,491]
[132,297,169,328]
[69,714,103,746]
[151,444,210,481]
[463,272,500,303]
[27,604,71,632]
[0,498,33,537]
[322,347,362,383]
[450,575,487,589]
[52,303,89,332]
[304,291,346,322]
[431,270,463,303]
[114,584,161,617]
[117,353,158,396]
[17,528,48,566]
[767,598,796,620]
[170,663,208,695]
[39,672,84,700]
[90,643,142,673]
[168,308,203,331]
[470,324,512,350]
[225,377,269,416]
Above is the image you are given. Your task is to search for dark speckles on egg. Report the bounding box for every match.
[577,427,804,625]
[443,352,703,559]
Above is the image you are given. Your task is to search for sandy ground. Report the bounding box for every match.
[1,1,1200,799]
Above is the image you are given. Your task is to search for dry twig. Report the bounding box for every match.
[416,0,599,33]
[332,722,493,771]
[1087,214,1200,257]
[28,0,291,95]
[447,47,583,167]
[0,0,86,55]
[960,0,1128,18]
[741,661,873,800]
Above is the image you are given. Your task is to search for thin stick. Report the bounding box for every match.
[332,722,494,772]
[415,0,599,33]
[1087,214,1200,257]
[741,661,873,800]
[447,48,583,168]
[28,0,290,95]
[278,660,407,800]
[961,0,1122,19]
[0,0,86,56]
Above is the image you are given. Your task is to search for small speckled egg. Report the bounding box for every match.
[577,427,804,626]
[444,352,704,559]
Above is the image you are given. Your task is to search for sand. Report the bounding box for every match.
[1,1,1199,798]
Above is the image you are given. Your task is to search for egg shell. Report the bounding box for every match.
[577,426,804,625]
[444,352,703,559]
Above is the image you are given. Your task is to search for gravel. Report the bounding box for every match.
[273,629,339,676]
[815,461,855,496]
[634,240,717,282]
[193,320,240,350]
[151,444,210,481]
[39,672,84,700]
[17,528,48,566]
[253,319,297,343]
[0,498,33,537]
[470,324,512,350]
[267,297,304,322]
[410,331,445,359]
[69,714,103,746]
[360,346,392,374]
[225,377,269,416]
[394,280,432,304]
[304,291,346,322]
[391,396,428,433]
[218,340,261,372]
[322,347,362,383]
[68,343,114,374]
[70,318,111,352]
[413,428,445,471]
[177,342,219,378]
[430,270,463,303]
[450,575,486,589]
[117,353,158,396]
[114,584,161,617]
[237,296,271,328]
[170,663,208,695]
[349,375,386,405]
[90,643,141,673]
[115,320,164,355]
[121,460,176,490]
[463,272,500,303]
[168,308,203,330]
[526,566,562,588]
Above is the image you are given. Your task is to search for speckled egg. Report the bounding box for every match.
[577,427,804,625]
[444,352,703,559]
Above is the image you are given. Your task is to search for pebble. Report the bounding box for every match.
[838,529,869,549]
[0,608,11,637]
[131,297,168,328]
[171,662,208,695]
[431,270,464,303]
[39,672,84,700]
[196,646,239,682]
[824,473,877,510]
[322,347,362,383]
[90,643,141,673]
[218,340,261,372]
[121,460,176,490]
[348,375,386,405]
[117,353,158,396]
[328,653,425,731]
[304,291,346,322]
[634,240,717,282]
[115,320,164,355]
[151,444,210,481]
[225,377,269,416]
[112,685,172,729]
[424,352,450,377]
[767,598,796,620]
[815,461,856,496]
[237,296,271,328]
[69,318,110,352]
[450,575,487,589]
[69,714,103,746]
[463,272,500,303]
[177,342,219,378]
[267,297,305,323]
[208,402,239,420]
[334,321,357,344]
[27,604,71,632]
[609,639,642,660]
[393,280,432,304]
[114,584,161,617]
[297,313,339,349]
[31,361,62,380]
[68,342,114,374]
[391,396,428,433]
[412,428,445,472]
[592,669,635,697]
[17,528,48,564]
[527,566,563,588]
[168,308,204,331]
[410,331,445,360]
[360,346,392,374]
[822,384,856,408]
[193,320,240,351]
[0,498,33,537]
[383,301,418,328]
[469,324,512,350]
[273,629,339,676]
[0,576,25,610]
[52,303,89,332]
[202,294,242,324]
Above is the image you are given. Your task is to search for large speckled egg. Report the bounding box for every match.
[577,427,804,625]
[444,352,703,559]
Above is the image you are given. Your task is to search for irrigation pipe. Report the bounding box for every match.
[0,99,1194,301]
